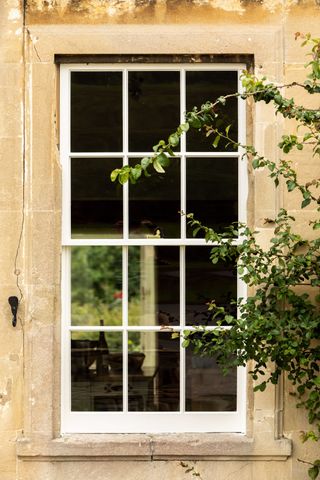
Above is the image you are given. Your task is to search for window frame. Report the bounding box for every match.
[60,63,247,434]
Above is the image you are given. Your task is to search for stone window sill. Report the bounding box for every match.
[17,433,292,461]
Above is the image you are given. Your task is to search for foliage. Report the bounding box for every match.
[71,246,122,304]
[111,33,320,478]
[71,245,140,325]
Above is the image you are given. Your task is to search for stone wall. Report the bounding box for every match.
[0,1,24,479]
[0,0,319,479]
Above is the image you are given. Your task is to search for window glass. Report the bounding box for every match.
[186,349,237,411]
[129,158,180,238]
[186,157,238,236]
[128,246,180,327]
[128,332,180,411]
[185,246,237,326]
[71,72,122,152]
[71,158,123,238]
[71,331,123,411]
[186,71,238,151]
[128,71,180,152]
[71,246,122,326]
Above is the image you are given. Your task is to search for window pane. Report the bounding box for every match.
[186,157,238,236]
[71,331,123,411]
[128,332,180,411]
[71,158,123,238]
[128,246,180,327]
[128,71,180,152]
[71,246,122,326]
[186,246,237,326]
[186,349,237,411]
[186,71,238,151]
[71,72,122,152]
[129,158,180,238]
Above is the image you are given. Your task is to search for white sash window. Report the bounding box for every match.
[60,63,247,433]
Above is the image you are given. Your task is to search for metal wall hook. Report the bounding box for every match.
[8,296,19,327]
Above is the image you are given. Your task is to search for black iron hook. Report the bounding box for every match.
[8,296,19,327]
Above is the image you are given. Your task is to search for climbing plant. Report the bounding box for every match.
[111,33,320,479]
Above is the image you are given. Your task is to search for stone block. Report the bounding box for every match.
[0,64,22,87]
[0,33,23,64]
[27,211,58,286]
[254,167,278,220]
[0,211,23,284]
[0,137,23,211]
[0,86,22,138]
[31,183,56,212]
[18,460,55,480]
[25,324,54,434]
[0,432,20,479]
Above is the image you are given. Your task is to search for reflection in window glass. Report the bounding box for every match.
[128,71,180,151]
[64,65,244,431]
[186,71,238,151]
[71,158,123,238]
[128,246,180,326]
[71,71,122,152]
[128,332,180,411]
[186,348,237,411]
[71,331,122,411]
[129,158,180,238]
[71,246,122,326]
[186,157,238,236]
[185,246,237,326]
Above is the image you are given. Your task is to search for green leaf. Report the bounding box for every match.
[180,123,189,132]
[192,226,201,237]
[301,197,311,208]
[254,381,267,392]
[157,152,170,167]
[303,132,312,141]
[152,140,165,152]
[287,180,297,191]
[153,157,165,173]
[119,171,129,184]
[189,113,202,129]
[225,124,231,136]
[308,466,319,480]
[141,157,151,170]
[212,135,221,148]
[225,315,234,324]
[110,169,120,182]
[252,158,261,169]
[131,167,142,181]
[168,133,180,147]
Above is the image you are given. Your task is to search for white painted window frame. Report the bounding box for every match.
[60,63,247,434]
